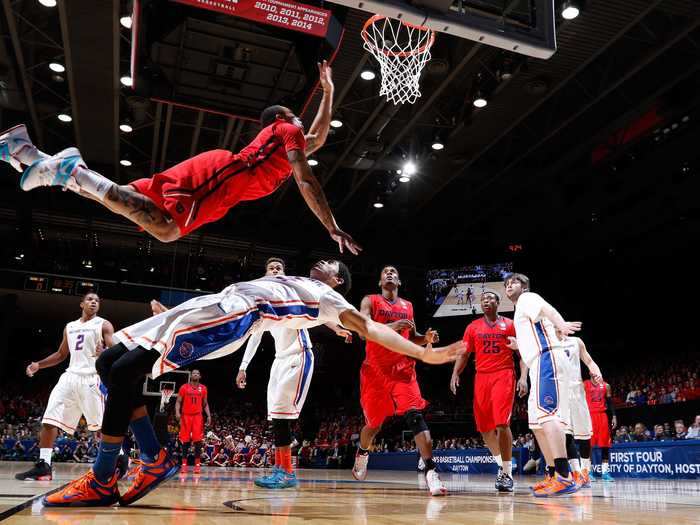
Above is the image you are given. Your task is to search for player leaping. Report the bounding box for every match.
[0,62,360,254]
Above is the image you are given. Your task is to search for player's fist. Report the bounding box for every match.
[424,328,439,344]
[391,319,415,332]
[589,363,604,385]
[421,340,466,365]
[26,362,39,377]
[557,321,582,336]
[517,377,529,398]
[611,416,618,429]
[236,370,247,389]
[449,374,460,395]
[506,336,518,350]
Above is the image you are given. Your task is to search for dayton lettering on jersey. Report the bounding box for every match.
[376,309,410,320]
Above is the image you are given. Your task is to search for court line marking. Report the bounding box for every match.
[0,482,69,522]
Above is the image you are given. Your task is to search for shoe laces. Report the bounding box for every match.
[68,471,97,496]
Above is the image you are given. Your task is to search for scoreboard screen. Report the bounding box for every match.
[24,275,99,296]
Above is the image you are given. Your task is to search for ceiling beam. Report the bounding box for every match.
[189,111,204,157]
[159,104,173,171]
[150,102,163,174]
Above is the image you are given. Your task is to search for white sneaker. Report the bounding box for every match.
[0,124,35,172]
[426,469,447,496]
[418,456,426,472]
[352,452,369,481]
[20,147,84,192]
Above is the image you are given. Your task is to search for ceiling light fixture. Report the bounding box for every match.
[360,69,376,80]
[57,113,72,122]
[120,15,132,29]
[403,161,417,176]
[120,123,133,133]
[561,1,580,20]
[49,62,65,73]
[308,158,319,166]
[38,0,57,7]
[120,159,132,166]
[120,76,133,87]
[473,92,488,108]
[330,119,343,128]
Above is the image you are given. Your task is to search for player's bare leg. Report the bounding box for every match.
[408,411,446,496]
[496,425,515,491]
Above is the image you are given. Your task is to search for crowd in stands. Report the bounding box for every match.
[614,416,700,443]
[613,356,700,407]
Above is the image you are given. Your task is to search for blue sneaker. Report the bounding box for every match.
[588,470,598,481]
[20,147,84,192]
[255,469,298,489]
[0,124,34,172]
[601,472,615,482]
[254,466,284,486]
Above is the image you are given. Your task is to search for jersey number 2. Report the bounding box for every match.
[74,334,85,352]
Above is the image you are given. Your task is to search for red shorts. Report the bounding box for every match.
[473,368,515,433]
[179,413,204,443]
[590,411,611,447]
[359,362,427,429]
[130,150,255,237]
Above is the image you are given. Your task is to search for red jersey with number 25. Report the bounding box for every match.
[179,383,208,416]
[462,316,516,373]
[365,294,414,372]
[584,380,607,413]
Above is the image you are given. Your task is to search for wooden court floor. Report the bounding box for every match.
[1,462,699,524]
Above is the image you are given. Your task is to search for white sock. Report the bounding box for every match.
[502,459,512,477]
[569,458,581,473]
[493,454,502,468]
[602,462,609,474]
[581,458,591,471]
[74,166,115,201]
[40,447,52,466]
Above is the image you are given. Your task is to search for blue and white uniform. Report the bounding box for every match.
[561,336,593,439]
[114,275,354,379]
[240,326,314,420]
[513,292,570,429]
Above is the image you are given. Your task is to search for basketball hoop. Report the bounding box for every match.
[361,15,436,105]
[160,388,174,412]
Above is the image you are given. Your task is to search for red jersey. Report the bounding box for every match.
[179,383,208,416]
[584,380,607,413]
[364,294,414,372]
[463,316,516,373]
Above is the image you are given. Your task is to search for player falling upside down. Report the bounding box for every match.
[16,292,128,481]
[505,273,582,497]
[176,369,211,474]
[43,260,464,507]
[0,61,360,254]
[236,257,352,489]
[450,291,526,492]
[351,265,447,496]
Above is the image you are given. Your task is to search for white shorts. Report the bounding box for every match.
[567,384,593,439]
[527,348,570,430]
[267,348,314,420]
[42,372,104,434]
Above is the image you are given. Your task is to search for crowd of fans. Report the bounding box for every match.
[614,416,700,443]
[613,356,700,407]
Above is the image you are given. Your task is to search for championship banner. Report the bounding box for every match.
[591,440,700,479]
[171,0,332,37]
[369,448,524,475]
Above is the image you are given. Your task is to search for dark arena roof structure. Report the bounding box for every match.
[0,0,699,314]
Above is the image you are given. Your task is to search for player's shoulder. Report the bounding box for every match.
[272,120,302,137]
[397,297,412,309]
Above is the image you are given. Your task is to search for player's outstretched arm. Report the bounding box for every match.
[338,309,465,365]
[305,60,334,156]
[578,338,603,385]
[26,328,69,377]
[289,150,361,255]
[523,293,581,336]
[237,331,264,389]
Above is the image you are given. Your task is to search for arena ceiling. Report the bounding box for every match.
[1,0,699,272]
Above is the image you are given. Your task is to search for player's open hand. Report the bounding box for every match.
[390,319,415,332]
[318,60,333,92]
[449,373,460,395]
[557,321,582,336]
[517,377,529,398]
[421,340,466,365]
[236,370,247,389]
[424,328,439,344]
[151,299,168,316]
[26,362,39,377]
[329,228,362,255]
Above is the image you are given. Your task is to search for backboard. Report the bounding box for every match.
[327,0,557,59]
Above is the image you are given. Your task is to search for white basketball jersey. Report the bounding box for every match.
[65,316,104,375]
[561,336,582,385]
[513,292,562,366]
[269,326,312,358]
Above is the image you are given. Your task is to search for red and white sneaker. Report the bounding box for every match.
[193,462,201,474]
[352,451,369,481]
[426,469,447,496]
[43,470,119,507]
[119,449,180,506]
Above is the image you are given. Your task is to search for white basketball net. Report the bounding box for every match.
[160,388,174,411]
[362,15,436,105]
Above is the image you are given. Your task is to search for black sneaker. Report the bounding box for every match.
[494,467,504,490]
[116,453,130,480]
[15,459,52,481]
[498,473,514,493]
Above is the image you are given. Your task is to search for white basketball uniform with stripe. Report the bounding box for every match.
[114,275,354,378]
[513,292,570,429]
[240,326,314,420]
[42,316,105,434]
[561,336,593,439]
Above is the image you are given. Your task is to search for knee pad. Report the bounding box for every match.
[272,419,292,447]
[565,433,578,460]
[575,439,591,459]
[601,447,610,461]
[404,410,428,437]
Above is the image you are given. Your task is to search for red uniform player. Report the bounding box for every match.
[584,379,616,481]
[451,291,524,492]
[176,370,211,473]
[352,266,447,496]
[6,62,360,254]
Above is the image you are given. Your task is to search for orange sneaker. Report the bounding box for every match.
[580,469,592,488]
[530,473,551,492]
[119,449,179,506]
[43,470,119,507]
[572,471,583,489]
[533,474,578,497]
[193,463,201,474]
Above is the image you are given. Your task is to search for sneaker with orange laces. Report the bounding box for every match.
[43,470,119,507]
[533,473,578,498]
[529,473,551,492]
[572,471,583,489]
[119,449,179,506]
[580,469,592,488]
